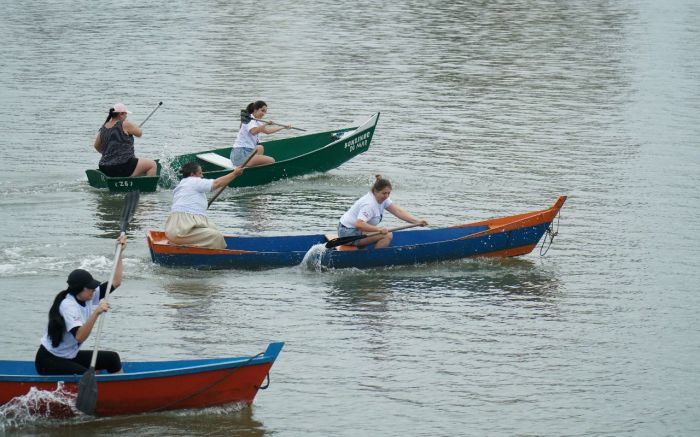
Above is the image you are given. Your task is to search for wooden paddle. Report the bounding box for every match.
[325,222,425,249]
[240,109,306,132]
[207,149,258,208]
[76,191,140,416]
[138,101,163,128]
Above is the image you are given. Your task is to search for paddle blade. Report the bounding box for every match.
[75,368,97,415]
[240,109,252,123]
[325,234,364,249]
[119,191,140,233]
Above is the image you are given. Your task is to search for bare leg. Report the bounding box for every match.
[356,232,393,249]
[131,158,157,176]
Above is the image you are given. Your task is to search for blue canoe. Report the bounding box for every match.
[147,197,566,270]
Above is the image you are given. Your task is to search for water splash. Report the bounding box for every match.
[300,243,328,271]
[0,382,78,429]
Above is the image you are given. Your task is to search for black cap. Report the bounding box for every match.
[67,269,100,290]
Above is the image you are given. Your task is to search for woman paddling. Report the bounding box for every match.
[337,175,428,249]
[35,236,127,375]
[230,101,290,167]
[164,162,245,249]
[94,103,157,177]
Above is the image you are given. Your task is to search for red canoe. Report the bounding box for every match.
[0,342,283,417]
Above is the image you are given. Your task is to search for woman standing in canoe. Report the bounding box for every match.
[34,236,127,375]
[230,101,290,167]
[164,162,245,249]
[94,103,157,177]
[337,175,428,249]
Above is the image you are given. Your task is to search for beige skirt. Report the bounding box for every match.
[164,212,226,249]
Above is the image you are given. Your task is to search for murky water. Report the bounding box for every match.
[1,0,699,435]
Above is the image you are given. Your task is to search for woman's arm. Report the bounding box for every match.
[386,204,428,226]
[250,123,289,135]
[122,120,143,137]
[212,166,245,189]
[93,132,102,152]
[73,300,109,343]
[353,219,388,234]
[111,235,127,289]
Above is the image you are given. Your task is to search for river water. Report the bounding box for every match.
[1,0,699,436]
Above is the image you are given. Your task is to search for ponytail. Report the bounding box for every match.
[47,289,72,347]
[372,174,392,192]
[104,107,116,124]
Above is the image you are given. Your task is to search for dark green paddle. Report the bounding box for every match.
[207,149,258,208]
[75,191,140,415]
[240,109,306,132]
[325,222,425,249]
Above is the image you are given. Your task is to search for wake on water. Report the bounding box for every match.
[300,243,328,271]
[0,382,79,429]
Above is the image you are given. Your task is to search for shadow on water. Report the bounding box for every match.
[92,190,153,239]
[323,256,563,306]
[2,403,267,437]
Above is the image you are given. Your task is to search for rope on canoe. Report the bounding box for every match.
[539,209,561,256]
[145,351,267,413]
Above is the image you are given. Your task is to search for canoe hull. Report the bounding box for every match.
[0,342,283,417]
[85,161,162,193]
[147,197,567,270]
[165,113,379,188]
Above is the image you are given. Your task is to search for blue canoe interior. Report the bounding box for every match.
[0,342,284,383]
[147,196,567,269]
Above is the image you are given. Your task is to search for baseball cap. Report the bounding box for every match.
[112,103,131,114]
[67,269,101,290]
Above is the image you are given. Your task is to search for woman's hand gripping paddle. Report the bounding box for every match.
[76,191,140,415]
[207,149,258,209]
[325,222,425,249]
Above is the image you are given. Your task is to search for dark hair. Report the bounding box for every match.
[245,101,267,114]
[180,162,201,178]
[372,174,392,192]
[46,286,80,348]
[104,107,116,124]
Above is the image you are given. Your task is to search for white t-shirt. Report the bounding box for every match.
[40,286,103,359]
[233,119,263,150]
[339,192,393,228]
[171,177,215,216]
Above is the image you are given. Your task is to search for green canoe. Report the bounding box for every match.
[166,112,379,188]
[85,162,162,193]
[86,113,378,192]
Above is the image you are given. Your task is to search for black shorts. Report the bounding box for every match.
[35,344,122,375]
[100,157,139,177]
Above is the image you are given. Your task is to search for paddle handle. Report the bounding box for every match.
[207,149,258,208]
[255,118,306,132]
[88,235,124,369]
[138,101,163,128]
[363,222,425,238]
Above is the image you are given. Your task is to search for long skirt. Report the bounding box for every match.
[165,212,226,249]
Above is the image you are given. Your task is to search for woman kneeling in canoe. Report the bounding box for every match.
[94,103,157,177]
[337,175,428,249]
[230,100,290,167]
[35,236,127,375]
[165,162,245,249]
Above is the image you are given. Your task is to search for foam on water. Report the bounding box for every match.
[300,243,328,272]
[0,383,79,429]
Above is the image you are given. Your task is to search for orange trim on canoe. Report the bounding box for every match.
[456,196,566,240]
[477,244,538,258]
[147,230,257,255]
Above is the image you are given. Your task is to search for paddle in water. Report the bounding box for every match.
[75,191,140,415]
[240,109,306,132]
[325,222,426,249]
